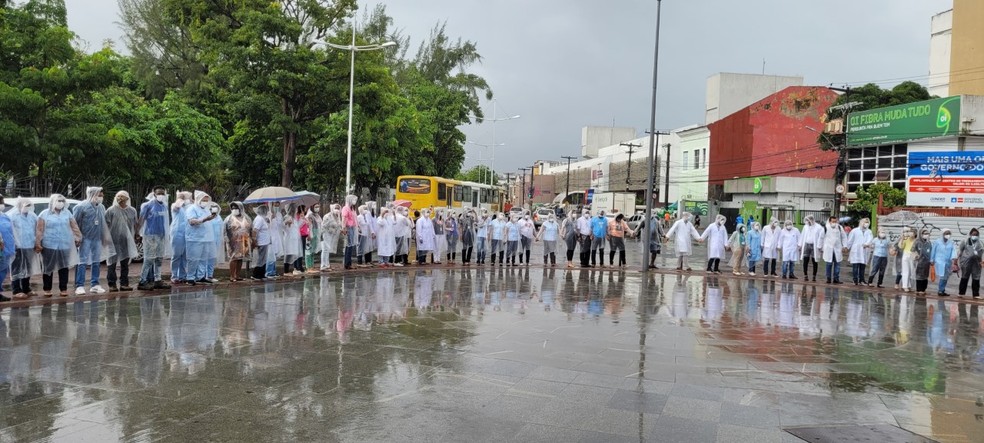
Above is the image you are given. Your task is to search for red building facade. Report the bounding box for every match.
[707,86,840,200]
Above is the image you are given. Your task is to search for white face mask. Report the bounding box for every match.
[156,194,166,203]
[862,222,870,229]
[232,209,241,216]
[944,234,951,240]
[878,233,886,238]
[20,206,30,214]
[785,225,793,230]
[273,206,281,213]
[211,206,219,214]
[200,202,209,209]
[922,234,930,240]
[54,201,66,210]
[93,196,104,205]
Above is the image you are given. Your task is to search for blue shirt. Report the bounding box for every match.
[930,238,955,267]
[748,230,762,261]
[184,205,214,243]
[73,201,106,241]
[507,222,521,241]
[140,200,168,237]
[872,237,890,257]
[0,213,15,257]
[491,220,506,240]
[40,209,74,250]
[591,216,607,238]
[8,211,38,248]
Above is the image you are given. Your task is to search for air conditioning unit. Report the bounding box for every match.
[823,201,832,209]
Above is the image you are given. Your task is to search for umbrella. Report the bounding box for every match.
[392,199,412,208]
[293,191,321,207]
[244,186,298,204]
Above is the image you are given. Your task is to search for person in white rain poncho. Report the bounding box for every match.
[267,201,286,277]
[459,210,475,265]
[282,202,303,275]
[394,207,412,266]
[37,194,81,297]
[305,204,322,272]
[799,215,824,282]
[73,186,113,295]
[137,186,171,291]
[205,202,225,282]
[536,213,560,266]
[105,191,139,292]
[820,216,848,284]
[778,220,801,279]
[415,208,436,264]
[375,207,397,266]
[475,209,490,265]
[664,212,701,271]
[251,205,272,279]
[321,204,342,271]
[846,218,874,285]
[170,190,193,283]
[433,209,447,264]
[700,215,728,274]
[357,205,373,267]
[183,191,218,285]
[6,198,41,300]
[761,217,781,277]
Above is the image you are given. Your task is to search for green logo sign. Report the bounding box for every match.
[847,96,961,147]
[752,177,763,194]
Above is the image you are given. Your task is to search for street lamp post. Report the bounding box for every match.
[518,167,531,209]
[467,141,504,184]
[642,0,663,273]
[326,29,396,195]
[487,100,521,186]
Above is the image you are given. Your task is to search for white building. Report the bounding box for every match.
[581,126,637,159]
[929,9,952,97]
[705,73,803,124]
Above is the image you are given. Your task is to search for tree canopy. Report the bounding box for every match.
[850,182,907,212]
[817,81,933,151]
[0,0,491,200]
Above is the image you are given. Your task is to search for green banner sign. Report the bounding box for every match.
[847,96,961,147]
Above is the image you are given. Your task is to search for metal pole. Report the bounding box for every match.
[663,143,671,209]
[490,100,497,186]
[562,156,576,204]
[344,27,356,195]
[642,0,662,273]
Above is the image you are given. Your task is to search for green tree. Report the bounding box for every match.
[850,182,906,212]
[456,165,497,185]
[818,81,933,151]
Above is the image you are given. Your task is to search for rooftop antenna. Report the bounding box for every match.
[762,58,766,75]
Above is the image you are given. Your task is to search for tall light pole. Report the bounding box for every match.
[561,155,577,204]
[518,167,531,209]
[642,0,663,273]
[467,141,504,184]
[326,29,396,195]
[487,100,521,186]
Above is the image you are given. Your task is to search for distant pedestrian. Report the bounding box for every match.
[136,186,170,291]
[957,228,983,298]
[6,197,40,300]
[761,218,780,277]
[728,224,748,275]
[73,186,109,295]
[747,222,762,276]
[930,229,956,296]
[700,215,728,274]
[536,213,559,266]
[867,228,890,288]
[647,214,666,269]
[105,191,139,292]
[664,212,701,271]
[912,229,932,294]
[847,218,873,285]
[778,220,800,279]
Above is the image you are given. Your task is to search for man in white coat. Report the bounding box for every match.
[799,215,824,282]
[415,208,436,265]
[819,216,848,284]
[846,218,874,285]
[700,215,728,274]
[761,217,780,277]
[375,208,397,266]
[664,212,701,271]
[778,220,801,279]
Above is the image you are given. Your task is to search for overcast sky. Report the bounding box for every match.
[65,0,952,174]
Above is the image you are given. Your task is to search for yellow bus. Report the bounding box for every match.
[396,175,503,213]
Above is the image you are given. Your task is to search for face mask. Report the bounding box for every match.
[333,209,340,215]
[197,202,208,209]
[232,209,241,216]
[55,201,66,210]
[972,236,979,242]
[878,233,886,238]
[922,234,930,240]
[862,223,870,228]
[785,225,792,230]
[93,196,104,205]
[156,195,166,203]
[20,206,30,214]
[739,227,745,232]
[273,206,281,213]
[807,220,813,225]
[754,226,760,231]
[313,207,320,213]
[211,207,219,214]
[944,234,951,240]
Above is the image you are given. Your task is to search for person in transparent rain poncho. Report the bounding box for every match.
[73,186,114,295]
[415,208,436,265]
[664,212,701,271]
[136,186,172,291]
[281,201,303,275]
[305,204,322,273]
[183,191,218,285]
[267,201,286,278]
[459,210,475,265]
[170,190,194,283]
[104,190,139,292]
[224,201,252,282]
[0,195,16,302]
[6,197,41,300]
[375,207,397,266]
[36,194,82,297]
[251,204,271,280]
[394,206,412,266]
[535,212,560,267]
[204,201,225,282]
[321,204,342,271]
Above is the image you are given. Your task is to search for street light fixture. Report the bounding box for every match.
[485,100,520,186]
[325,31,396,195]
[467,140,505,184]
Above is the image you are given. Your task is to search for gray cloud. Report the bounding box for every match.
[65,0,950,174]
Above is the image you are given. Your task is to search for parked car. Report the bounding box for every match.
[625,214,645,232]
[533,207,553,228]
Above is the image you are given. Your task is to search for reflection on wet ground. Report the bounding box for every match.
[1,268,983,442]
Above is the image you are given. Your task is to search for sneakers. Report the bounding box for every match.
[208,278,219,283]
[90,285,107,294]
[75,287,87,296]
[291,270,303,276]
[153,281,172,290]
[137,282,156,291]
[748,272,755,276]
[119,285,133,291]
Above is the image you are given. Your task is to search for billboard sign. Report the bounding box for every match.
[847,96,960,147]
[906,151,984,207]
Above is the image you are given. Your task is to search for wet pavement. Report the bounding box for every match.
[1,267,983,442]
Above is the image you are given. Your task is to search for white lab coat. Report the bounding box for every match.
[665,219,700,256]
[700,223,728,259]
[762,225,780,259]
[799,223,824,260]
[415,216,436,251]
[376,216,397,257]
[846,227,873,264]
[778,227,801,262]
[821,223,847,263]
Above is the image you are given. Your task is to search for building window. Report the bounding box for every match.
[682,151,689,170]
[702,148,707,168]
[694,150,700,171]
